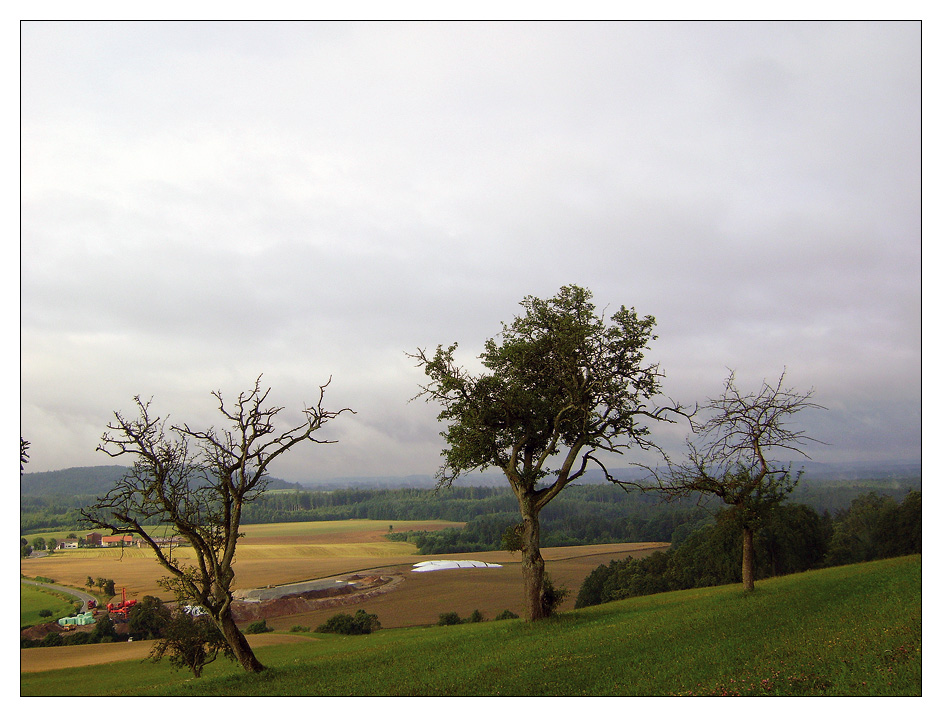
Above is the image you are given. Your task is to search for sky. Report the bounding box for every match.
[18,20,922,483]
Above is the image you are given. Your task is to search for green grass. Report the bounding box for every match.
[21,555,920,696]
[21,584,79,629]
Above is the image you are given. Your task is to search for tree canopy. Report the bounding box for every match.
[411,285,682,619]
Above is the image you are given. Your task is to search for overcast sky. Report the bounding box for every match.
[19,20,921,482]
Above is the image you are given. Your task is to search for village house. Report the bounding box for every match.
[84,532,102,547]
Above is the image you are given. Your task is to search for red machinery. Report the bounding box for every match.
[107,588,138,617]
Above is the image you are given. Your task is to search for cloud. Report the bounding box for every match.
[20,21,920,480]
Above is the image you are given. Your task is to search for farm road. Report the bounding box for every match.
[22,579,98,613]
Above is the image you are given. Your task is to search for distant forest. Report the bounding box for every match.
[21,464,921,553]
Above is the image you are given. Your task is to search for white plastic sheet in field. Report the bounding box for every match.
[411,560,504,572]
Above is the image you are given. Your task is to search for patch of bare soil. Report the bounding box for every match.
[231,568,405,623]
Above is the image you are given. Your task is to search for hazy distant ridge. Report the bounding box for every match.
[21,460,921,498]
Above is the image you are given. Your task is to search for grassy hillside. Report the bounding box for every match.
[21,555,920,696]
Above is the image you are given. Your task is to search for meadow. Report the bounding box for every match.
[20,584,79,628]
[21,555,921,696]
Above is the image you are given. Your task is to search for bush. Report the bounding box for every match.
[289,625,311,632]
[494,609,519,621]
[437,612,462,626]
[244,619,273,634]
[315,609,381,635]
[38,609,53,618]
[464,609,484,623]
[541,575,569,616]
[41,632,63,647]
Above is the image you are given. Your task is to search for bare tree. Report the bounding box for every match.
[82,376,352,673]
[621,370,824,591]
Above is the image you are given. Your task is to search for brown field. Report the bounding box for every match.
[19,632,313,674]
[266,542,669,632]
[21,520,667,673]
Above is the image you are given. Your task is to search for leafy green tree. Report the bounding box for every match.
[128,595,171,640]
[91,613,118,643]
[149,611,234,678]
[31,537,46,551]
[826,491,921,566]
[628,371,823,591]
[411,285,679,620]
[82,376,352,674]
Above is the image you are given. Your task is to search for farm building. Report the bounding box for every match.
[59,540,79,549]
[85,532,102,546]
[101,535,135,547]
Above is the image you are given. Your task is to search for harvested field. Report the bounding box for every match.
[19,520,464,602]
[257,543,668,630]
[21,519,668,673]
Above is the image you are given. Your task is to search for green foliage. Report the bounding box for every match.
[128,596,171,641]
[540,575,569,616]
[576,493,920,608]
[315,610,381,635]
[289,625,311,633]
[91,614,118,643]
[826,490,921,566]
[437,609,487,625]
[494,609,519,621]
[244,620,273,634]
[41,632,63,647]
[576,502,832,607]
[149,612,235,678]
[436,612,463,626]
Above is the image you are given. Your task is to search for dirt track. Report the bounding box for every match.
[19,632,313,673]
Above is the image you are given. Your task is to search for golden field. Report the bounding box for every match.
[21,519,668,632]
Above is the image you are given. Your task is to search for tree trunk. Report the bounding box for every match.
[218,608,265,673]
[519,500,546,621]
[742,525,755,592]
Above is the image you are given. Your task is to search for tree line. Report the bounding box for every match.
[574,490,921,608]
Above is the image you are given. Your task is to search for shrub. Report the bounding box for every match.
[62,631,92,646]
[38,609,53,618]
[494,609,519,621]
[315,609,381,635]
[437,612,462,626]
[464,609,484,623]
[541,575,569,616]
[244,619,273,634]
[289,625,311,632]
[41,632,63,647]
